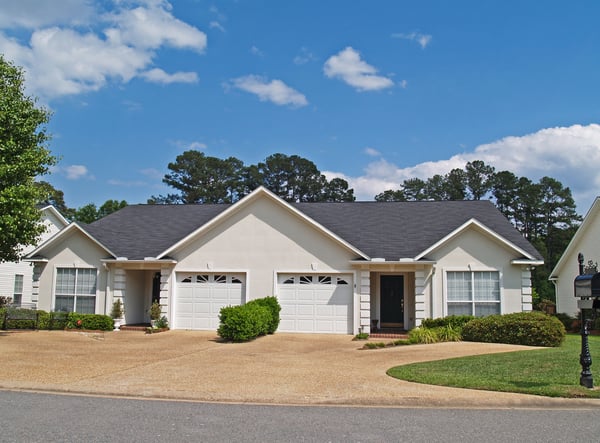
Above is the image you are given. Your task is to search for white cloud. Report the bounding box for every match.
[140,168,164,180]
[326,124,600,212]
[188,141,207,150]
[0,0,205,100]
[64,165,94,180]
[294,47,316,65]
[105,5,207,52]
[0,0,94,29]
[324,47,394,92]
[229,75,308,108]
[250,45,264,57]
[364,147,381,157]
[141,68,198,84]
[392,32,432,49]
[209,21,226,33]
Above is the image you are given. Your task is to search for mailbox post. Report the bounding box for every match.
[573,253,600,388]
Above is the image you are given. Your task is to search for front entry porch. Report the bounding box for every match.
[354,262,434,334]
[104,259,175,327]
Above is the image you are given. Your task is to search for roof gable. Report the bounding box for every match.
[550,197,599,278]
[158,187,369,259]
[26,222,116,259]
[415,218,539,261]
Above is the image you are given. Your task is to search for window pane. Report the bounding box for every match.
[447,302,473,316]
[475,303,500,317]
[474,271,500,301]
[76,296,95,314]
[76,269,97,295]
[447,271,472,301]
[55,295,74,312]
[13,275,23,305]
[56,269,76,294]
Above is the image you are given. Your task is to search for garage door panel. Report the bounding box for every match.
[175,273,244,330]
[277,274,353,334]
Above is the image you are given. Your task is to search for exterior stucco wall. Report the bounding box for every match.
[428,227,529,317]
[34,229,109,314]
[172,197,358,302]
[554,214,600,315]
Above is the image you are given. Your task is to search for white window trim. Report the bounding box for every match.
[442,266,503,317]
[52,265,99,313]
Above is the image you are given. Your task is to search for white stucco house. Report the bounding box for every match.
[26,187,543,334]
[0,205,68,308]
[550,197,600,316]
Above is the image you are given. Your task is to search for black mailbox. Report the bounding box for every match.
[574,272,600,298]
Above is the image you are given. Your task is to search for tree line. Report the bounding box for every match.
[148,151,355,204]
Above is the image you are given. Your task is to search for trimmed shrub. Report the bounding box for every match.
[66,313,114,331]
[462,311,566,347]
[554,312,578,332]
[1,307,40,329]
[36,311,69,330]
[246,296,281,334]
[217,303,271,342]
[421,315,475,331]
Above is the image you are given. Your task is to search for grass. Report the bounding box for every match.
[387,334,600,398]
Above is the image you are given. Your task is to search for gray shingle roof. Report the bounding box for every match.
[82,199,542,261]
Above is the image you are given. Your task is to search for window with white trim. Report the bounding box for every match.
[54,268,97,313]
[13,274,23,306]
[447,271,500,316]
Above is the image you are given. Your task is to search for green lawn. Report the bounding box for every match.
[387,334,600,398]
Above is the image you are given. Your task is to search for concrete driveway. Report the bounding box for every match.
[0,330,598,408]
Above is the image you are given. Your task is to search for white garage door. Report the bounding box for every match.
[175,273,245,330]
[277,274,353,334]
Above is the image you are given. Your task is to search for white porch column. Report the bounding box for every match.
[159,268,170,318]
[113,268,126,303]
[31,263,42,306]
[359,270,371,334]
[521,267,533,311]
[414,268,427,327]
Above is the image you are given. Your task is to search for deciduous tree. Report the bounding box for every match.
[0,56,56,262]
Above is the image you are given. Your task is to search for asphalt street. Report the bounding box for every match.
[1,391,599,443]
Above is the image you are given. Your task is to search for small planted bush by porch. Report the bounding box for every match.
[461,311,566,347]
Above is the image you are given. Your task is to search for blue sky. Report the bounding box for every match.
[1,1,600,213]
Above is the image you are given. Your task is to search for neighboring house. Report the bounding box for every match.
[26,187,542,334]
[550,197,600,316]
[0,206,69,308]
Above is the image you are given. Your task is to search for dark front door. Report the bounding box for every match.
[380,275,404,327]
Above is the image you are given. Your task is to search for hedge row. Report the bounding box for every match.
[1,307,114,331]
[421,315,475,331]
[217,296,281,342]
[461,311,566,347]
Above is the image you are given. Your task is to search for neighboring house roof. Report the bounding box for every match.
[550,196,599,279]
[39,205,69,228]
[27,187,542,262]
